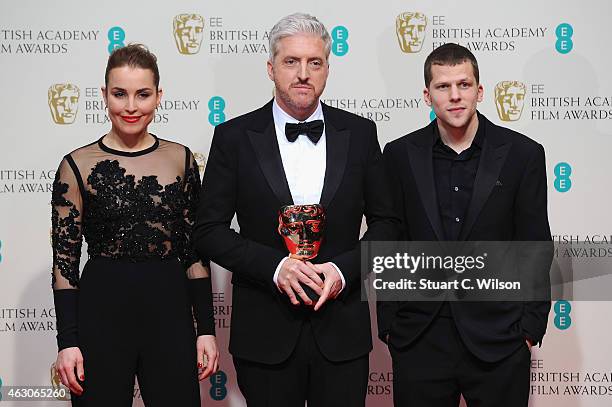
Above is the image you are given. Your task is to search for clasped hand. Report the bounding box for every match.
[276,259,342,310]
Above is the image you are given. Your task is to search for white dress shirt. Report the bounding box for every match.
[271,99,345,291]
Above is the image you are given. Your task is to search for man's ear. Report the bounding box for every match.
[423,87,432,106]
[267,59,274,81]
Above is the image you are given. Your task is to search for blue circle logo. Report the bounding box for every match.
[554,300,572,330]
[331,26,349,56]
[554,162,572,192]
[555,23,573,54]
[107,26,126,54]
[209,371,227,401]
[208,96,226,126]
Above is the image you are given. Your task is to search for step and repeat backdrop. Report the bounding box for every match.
[1,0,611,405]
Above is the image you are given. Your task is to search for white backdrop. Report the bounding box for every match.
[1,0,611,405]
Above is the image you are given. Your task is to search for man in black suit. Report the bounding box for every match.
[194,12,398,407]
[378,43,551,406]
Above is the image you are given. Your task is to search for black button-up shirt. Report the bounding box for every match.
[432,122,485,241]
[432,121,484,317]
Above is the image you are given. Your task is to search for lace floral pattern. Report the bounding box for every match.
[51,174,82,287]
[51,141,201,288]
[83,159,198,264]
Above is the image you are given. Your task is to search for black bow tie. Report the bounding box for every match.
[285,120,324,144]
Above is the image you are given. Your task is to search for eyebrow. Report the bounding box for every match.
[283,55,324,60]
[436,77,472,83]
[110,87,154,92]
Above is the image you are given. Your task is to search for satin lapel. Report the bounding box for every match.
[406,139,445,241]
[247,121,294,206]
[319,118,349,207]
[458,138,511,240]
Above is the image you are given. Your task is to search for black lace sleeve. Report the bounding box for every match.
[51,157,83,289]
[183,149,215,335]
[183,148,204,269]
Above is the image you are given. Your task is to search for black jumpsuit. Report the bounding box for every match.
[51,135,210,406]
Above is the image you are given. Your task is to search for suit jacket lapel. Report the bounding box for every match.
[459,117,511,240]
[247,102,294,206]
[406,126,445,241]
[319,104,349,207]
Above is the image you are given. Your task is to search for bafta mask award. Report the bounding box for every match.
[494,81,526,122]
[278,204,326,260]
[396,12,428,53]
[173,14,205,55]
[48,83,80,125]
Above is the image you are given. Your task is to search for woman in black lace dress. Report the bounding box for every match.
[51,44,218,406]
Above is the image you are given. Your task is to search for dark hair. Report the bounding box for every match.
[104,44,160,90]
[424,43,479,87]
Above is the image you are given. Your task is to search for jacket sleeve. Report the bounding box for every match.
[514,143,552,346]
[331,121,401,301]
[193,125,286,294]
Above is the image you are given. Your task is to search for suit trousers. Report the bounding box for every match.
[389,315,531,407]
[234,319,368,407]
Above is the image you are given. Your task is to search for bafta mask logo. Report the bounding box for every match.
[48,83,80,124]
[494,81,526,121]
[278,204,326,260]
[50,362,71,401]
[193,152,206,176]
[173,14,205,55]
[396,12,428,53]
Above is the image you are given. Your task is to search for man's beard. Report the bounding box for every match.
[275,84,318,114]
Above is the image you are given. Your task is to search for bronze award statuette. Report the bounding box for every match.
[278,204,326,303]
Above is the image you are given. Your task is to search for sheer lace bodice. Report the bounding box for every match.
[51,135,201,289]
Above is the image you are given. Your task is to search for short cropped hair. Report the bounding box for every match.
[424,43,479,87]
[268,13,331,62]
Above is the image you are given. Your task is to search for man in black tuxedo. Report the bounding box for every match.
[378,43,551,406]
[194,12,398,407]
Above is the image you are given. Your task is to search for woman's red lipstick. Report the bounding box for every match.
[121,115,141,123]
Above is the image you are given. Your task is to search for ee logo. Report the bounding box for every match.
[108,26,126,54]
[0,376,3,401]
[208,96,226,126]
[555,23,573,54]
[209,371,227,401]
[429,109,436,121]
[554,300,572,330]
[331,26,349,56]
[554,162,572,192]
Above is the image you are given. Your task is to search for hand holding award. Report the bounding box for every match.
[277,204,326,305]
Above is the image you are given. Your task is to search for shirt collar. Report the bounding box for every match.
[272,99,324,132]
[432,112,486,149]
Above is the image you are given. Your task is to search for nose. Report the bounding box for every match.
[296,223,307,240]
[188,28,196,42]
[297,61,309,81]
[125,96,137,113]
[510,95,518,108]
[450,85,461,102]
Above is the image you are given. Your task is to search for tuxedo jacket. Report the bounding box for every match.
[378,112,552,363]
[194,100,398,364]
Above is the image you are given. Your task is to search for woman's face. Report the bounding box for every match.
[102,66,161,138]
